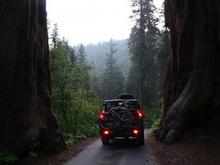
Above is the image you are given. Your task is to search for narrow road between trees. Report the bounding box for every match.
[65,130,155,165]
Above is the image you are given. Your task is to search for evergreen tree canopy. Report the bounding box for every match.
[76,44,91,90]
[128,0,160,106]
[101,39,125,99]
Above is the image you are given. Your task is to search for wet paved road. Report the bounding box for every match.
[65,131,155,165]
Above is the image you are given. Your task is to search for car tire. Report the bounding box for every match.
[137,133,145,145]
[101,137,109,145]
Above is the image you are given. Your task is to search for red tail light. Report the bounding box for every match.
[102,129,111,136]
[104,130,110,135]
[99,110,105,120]
[132,128,140,136]
[136,109,144,118]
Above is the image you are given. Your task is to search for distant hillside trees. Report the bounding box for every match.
[82,40,130,76]
[100,39,125,99]
[76,44,91,90]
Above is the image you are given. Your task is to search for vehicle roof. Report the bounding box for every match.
[104,99,138,102]
[117,94,135,99]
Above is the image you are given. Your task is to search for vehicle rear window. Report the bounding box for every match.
[104,101,140,111]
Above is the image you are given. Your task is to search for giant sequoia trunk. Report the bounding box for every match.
[0,0,65,155]
[157,0,220,143]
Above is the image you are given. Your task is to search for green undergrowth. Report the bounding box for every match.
[150,118,161,136]
[144,100,162,136]
[0,152,18,165]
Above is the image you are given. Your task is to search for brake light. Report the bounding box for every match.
[136,109,144,118]
[99,110,105,120]
[104,130,110,135]
[132,128,140,136]
[102,129,111,136]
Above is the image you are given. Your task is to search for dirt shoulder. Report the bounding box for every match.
[18,137,98,165]
[147,128,220,165]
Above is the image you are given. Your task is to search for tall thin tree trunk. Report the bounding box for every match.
[157,0,220,143]
[0,0,65,155]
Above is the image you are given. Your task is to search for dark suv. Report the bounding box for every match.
[98,96,145,145]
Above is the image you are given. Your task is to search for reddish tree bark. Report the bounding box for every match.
[0,0,65,155]
[157,0,220,143]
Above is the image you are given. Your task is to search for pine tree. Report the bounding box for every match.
[128,0,160,106]
[51,23,59,47]
[101,39,125,99]
[50,38,75,122]
[76,44,91,90]
[70,48,77,64]
[77,44,87,65]
[50,27,100,138]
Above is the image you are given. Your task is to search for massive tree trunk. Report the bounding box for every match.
[157,0,220,143]
[0,0,65,155]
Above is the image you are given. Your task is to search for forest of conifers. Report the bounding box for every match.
[0,0,168,159]
[48,0,168,145]
[1,0,219,163]
[0,0,169,160]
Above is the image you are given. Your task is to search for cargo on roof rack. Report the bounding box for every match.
[117,94,135,99]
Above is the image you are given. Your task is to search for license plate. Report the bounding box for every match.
[114,137,125,139]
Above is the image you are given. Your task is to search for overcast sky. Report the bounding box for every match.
[47,0,164,45]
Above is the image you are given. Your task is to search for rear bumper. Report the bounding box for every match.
[100,127,144,139]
